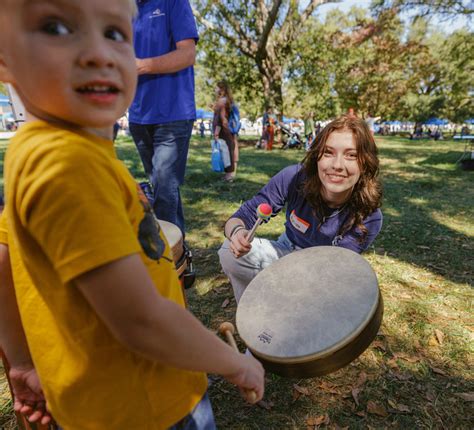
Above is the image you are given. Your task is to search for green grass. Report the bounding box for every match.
[1,134,473,429]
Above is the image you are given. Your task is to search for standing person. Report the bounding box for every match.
[213,81,236,182]
[0,1,265,429]
[347,107,358,118]
[199,119,206,138]
[218,115,383,302]
[365,113,380,136]
[264,106,277,151]
[128,0,198,235]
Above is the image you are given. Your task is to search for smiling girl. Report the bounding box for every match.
[219,115,383,302]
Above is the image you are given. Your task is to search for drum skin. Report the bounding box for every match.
[157,219,187,276]
[236,246,383,378]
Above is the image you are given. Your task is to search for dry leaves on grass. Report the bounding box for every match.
[388,399,411,413]
[293,384,311,401]
[454,392,474,402]
[434,329,445,345]
[306,413,330,428]
[367,400,389,417]
[221,298,230,308]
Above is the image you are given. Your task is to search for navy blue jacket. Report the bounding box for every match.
[232,164,383,253]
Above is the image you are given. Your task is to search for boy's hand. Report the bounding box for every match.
[9,365,52,425]
[229,229,251,258]
[223,354,264,403]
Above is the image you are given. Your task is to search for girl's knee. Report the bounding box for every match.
[218,241,233,273]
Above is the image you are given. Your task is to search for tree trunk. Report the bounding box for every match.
[259,61,284,115]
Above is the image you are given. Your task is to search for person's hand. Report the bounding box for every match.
[229,228,251,258]
[214,134,219,140]
[136,58,150,75]
[223,354,265,403]
[9,365,53,425]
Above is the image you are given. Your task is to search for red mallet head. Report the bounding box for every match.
[257,203,272,221]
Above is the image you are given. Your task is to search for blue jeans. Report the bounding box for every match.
[57,394,215,430]
[169,393,216,430]
[130,120,194,235]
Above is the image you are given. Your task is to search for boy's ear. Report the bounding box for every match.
[0,55,15,84]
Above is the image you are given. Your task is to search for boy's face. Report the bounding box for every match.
[0,0,137,132]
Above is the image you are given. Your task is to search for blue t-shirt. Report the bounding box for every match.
[129,0,199,125]
[232,164,383,254]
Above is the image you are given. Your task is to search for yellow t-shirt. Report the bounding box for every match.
[4,121,207,430]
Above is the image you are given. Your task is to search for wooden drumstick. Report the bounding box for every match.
[218,322,258,404]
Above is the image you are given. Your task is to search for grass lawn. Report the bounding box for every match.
[1,134,473,429]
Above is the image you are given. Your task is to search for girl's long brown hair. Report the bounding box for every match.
[215,81,233,111]
[302,115,382,239]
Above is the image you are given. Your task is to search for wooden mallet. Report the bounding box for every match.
[218,322,258,404]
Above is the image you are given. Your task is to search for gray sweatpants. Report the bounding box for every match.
[218,233,299,303]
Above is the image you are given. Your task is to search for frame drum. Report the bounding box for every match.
[236,246,383,378]
[157,220,187,277]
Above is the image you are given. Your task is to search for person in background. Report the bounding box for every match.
[347,107,358,118]
[264,106,277,151]
[219,115,383,302]
[199,119,206,138]
[128,0,198,236]
[213,81,236,182]
[0,1,264,428]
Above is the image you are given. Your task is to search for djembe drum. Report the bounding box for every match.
[236,246,383,378]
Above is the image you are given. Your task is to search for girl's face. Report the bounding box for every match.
[317,130,361,207]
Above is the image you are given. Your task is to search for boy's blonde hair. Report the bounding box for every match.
[128,0,138,16]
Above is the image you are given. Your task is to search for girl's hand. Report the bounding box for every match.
[229,228,251,258]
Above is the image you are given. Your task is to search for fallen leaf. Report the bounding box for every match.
[388,399,397,409]
[371,340,386,351]
[393,352,421,363]
[293,390,302,402]
[396,404,411,413]
[318,381,341,394]
[367,400,389,417]
[355,372,368,387]
[434,329,444,345]
[428,335,439,347]
[425,390,436,402]
[355,410,366,417]
[352,388,361,406]
[391,371,412,381]
[431,367,447,376]
[293,384,311,396]
[256,399,273,410]
[221,298,230,308]
[306,414,329,426]
[454,392,474,402]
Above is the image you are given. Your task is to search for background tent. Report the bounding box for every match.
[196,109,214,120]
[424,118,448,126]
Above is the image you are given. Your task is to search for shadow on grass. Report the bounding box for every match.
[184,267,473,430]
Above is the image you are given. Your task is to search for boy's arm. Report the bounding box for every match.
[136,39,196,75]
[0,244,52,424]
[75,254,264,400]
[0,244,30,367]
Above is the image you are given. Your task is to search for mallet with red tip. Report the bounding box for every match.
[246,203,272,242]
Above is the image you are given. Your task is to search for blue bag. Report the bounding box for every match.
[228,104,241,135]
[211,139,224,172]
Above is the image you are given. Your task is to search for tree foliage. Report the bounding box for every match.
[194,1,473,122]
[193,0,342,115]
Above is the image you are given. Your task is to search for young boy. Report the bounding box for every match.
[0,1,264,429]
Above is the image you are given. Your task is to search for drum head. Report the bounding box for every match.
[236,246,382,377]
[157,220,184,266]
